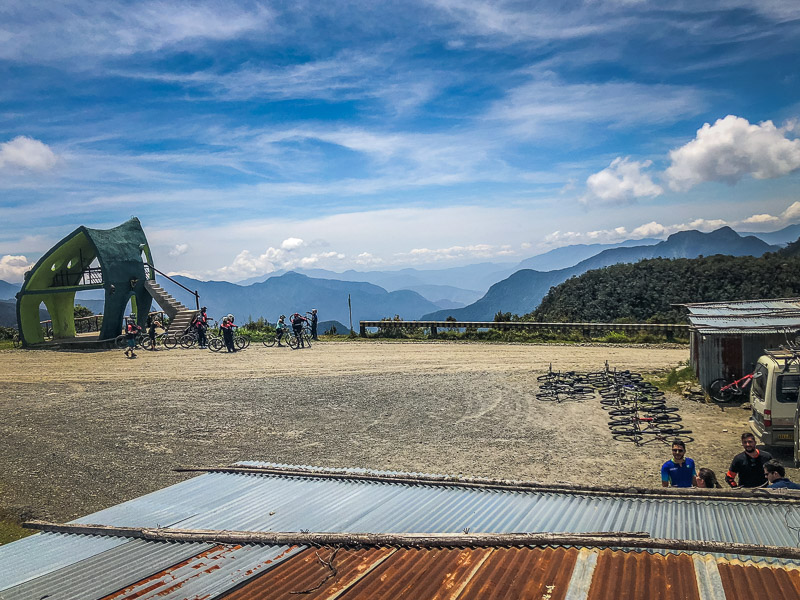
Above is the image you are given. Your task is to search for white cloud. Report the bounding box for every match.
[490,78,704,132]
[688,218,727,230]
[665,115,800,191]
[740,213,780,225]
[354,252,384,266]
[0,1,274,62]
[582,157,663,204]
[281,237,305,250]
[0,136,58,171]
[401,243,507,263]
[630,221,668,238]
[0,254,32,282]
[782,201,800,222]
[168,243,189,257]
[215,244,347,281]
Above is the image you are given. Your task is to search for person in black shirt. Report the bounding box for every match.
[725,432,773,487]
[309,309,318,340]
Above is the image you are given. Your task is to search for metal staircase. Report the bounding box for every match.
[144,279,197,334]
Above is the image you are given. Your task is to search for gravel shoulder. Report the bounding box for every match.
[0,340,789,523]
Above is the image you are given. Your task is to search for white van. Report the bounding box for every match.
[749,351,800,447]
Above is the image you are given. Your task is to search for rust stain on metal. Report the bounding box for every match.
[455,547,578,599]
[102,545,241,600]
[222,546,395,599]
[587,549,700,600]
[97,542,800,599]
[718,561,800,600]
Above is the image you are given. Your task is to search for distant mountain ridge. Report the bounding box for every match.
[158,271,443,325]
[422,227,779,321]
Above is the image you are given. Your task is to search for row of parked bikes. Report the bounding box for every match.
[116,322,314,352]
[535,362,691,446]
[595,365,691,446]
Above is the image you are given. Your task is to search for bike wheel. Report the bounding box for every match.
[140,337,154,351]
[288,334,299,349]
[163,334,178,349]
[612,432,643,444]
[208,338,224,352]
[235,336,247,350]
[179,334,195,349]
[708,378,735,402]
[263,337,277,348]
[115,335,127,349]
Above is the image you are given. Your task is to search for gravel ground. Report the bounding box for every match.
[0,340,793,523]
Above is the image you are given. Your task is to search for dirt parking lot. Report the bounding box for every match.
[0,340,791,523]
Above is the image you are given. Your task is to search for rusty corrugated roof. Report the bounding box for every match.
[152,545,800,600]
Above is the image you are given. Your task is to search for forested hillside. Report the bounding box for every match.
[527,246,800,323]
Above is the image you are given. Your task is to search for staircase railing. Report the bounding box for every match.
[144,263,200,310]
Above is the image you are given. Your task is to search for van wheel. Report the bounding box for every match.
[709,378,734,403]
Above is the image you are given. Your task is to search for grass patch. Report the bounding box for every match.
[646,362,698,393]
[0,520,33,545]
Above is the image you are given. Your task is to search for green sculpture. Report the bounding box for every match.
[16,218,154,346]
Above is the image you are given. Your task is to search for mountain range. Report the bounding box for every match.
[0,225,794,328]
[422,227,779,320]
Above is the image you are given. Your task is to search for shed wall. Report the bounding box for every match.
[693,331,788,388]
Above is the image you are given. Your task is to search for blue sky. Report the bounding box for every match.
[1,0,799,282]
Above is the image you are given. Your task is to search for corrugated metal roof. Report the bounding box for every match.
[688,314,800,333]
[151,545,800,600]
[0,538,211,600]
[718,560,800,600]
[682,298,800,314]
[4,464,800,599]
[681,298,800,333]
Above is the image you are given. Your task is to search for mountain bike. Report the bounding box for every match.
[140,331,177,350]
[263,330,289,348]
[708,372,755,403]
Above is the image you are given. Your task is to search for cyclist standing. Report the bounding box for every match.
[196,306,209,349]
[309,308,319,340]
[221,316,236,352]
[124,314,141,358]
[147,313,161,350]
[290,312,308,348]
[276,315,287,347]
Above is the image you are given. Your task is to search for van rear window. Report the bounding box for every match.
[777,374,800,403]
[752,364,768,399]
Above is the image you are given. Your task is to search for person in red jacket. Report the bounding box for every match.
[123,315,142,358]
[221,316,236,352]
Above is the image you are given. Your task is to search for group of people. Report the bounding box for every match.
[275,309,318,348]
[661,432,800,490]
[123,306,318,356]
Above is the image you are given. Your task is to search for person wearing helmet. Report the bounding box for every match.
[221,316,236,352]
[195,307,209,349]
[309,308,319,341]
[123,314,141,358]
[276,315,287,347]
[290,312,308,348]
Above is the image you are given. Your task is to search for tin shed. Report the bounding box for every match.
[681,299,800,389]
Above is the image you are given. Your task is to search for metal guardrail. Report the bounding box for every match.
[359,320,690,337]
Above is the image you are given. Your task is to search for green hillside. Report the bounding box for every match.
[527,248,800,324]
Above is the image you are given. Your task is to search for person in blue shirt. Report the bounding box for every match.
[764,460,800,489]
[661,440,697,488]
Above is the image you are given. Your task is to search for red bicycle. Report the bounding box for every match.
[708,373,755,403]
